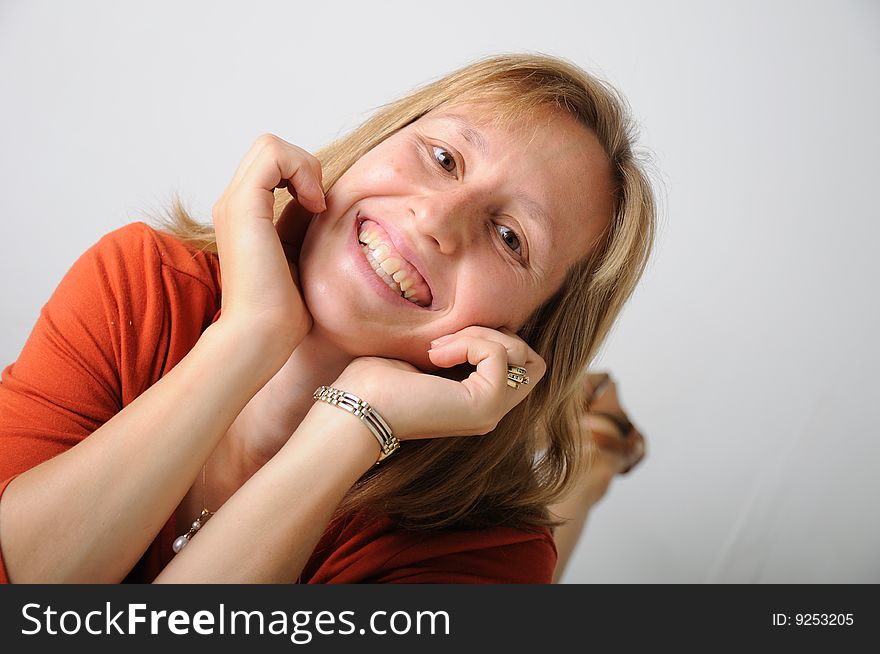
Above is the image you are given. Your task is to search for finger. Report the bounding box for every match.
[275,151,322,183]
[225,136,266,190]
[431,335,508,398]
[276,154,325,206]
[254,149,325,214]
[428,335,509,404]
[431,325,535,371]
[230,135,326,215]
[275,192,316,259]
[228,133,290,190]
[430,336,546,395]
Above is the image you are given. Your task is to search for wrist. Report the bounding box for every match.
[313,386,399,462]
[200,320,297,385]
[285,400,383,473]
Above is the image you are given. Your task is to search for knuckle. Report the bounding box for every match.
[537,358,547,376]
[476,419,498,436]
[489,341,507,357]
[513,342,529,361]
[257,134,286,158]
[307,151,322,168]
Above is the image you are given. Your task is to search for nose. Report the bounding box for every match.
[409,188,486,255]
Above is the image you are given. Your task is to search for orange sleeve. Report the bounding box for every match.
[0,222,221,583]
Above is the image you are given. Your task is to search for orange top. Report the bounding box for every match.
[0,222,556,583]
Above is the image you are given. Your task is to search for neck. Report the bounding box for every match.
[274,326,355,426]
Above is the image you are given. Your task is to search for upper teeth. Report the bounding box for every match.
[358,221,427,305]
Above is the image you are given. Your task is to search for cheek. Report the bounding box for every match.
[344,149,418,191]
[445,274,534,332]
[361,162,398,187]
[298,224,365,327]
[299,254,355,329]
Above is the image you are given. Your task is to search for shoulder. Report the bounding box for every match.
[2,221,222,413]
[304,513,558,584]
[87,221,220,296]
[53,221,222,349]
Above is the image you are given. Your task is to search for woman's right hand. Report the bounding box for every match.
[211,133,326,356]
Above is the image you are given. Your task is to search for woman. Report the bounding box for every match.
[0,53,655,583]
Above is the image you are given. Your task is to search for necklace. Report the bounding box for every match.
[172,462,214,554]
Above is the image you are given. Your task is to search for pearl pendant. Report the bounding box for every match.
[172,508,214,555]
[172,535,190,553]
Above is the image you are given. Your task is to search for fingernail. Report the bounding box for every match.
[430,335,453,347]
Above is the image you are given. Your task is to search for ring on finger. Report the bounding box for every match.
[507,365,530,389]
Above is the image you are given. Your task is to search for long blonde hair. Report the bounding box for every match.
[148,52,657,531]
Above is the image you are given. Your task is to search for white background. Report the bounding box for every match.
[1,1,878,583]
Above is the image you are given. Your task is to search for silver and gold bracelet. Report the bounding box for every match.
[313,385,400,463]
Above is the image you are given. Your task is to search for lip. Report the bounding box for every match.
[351,212,438,310]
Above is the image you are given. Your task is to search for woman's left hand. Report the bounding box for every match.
[330,326,546,440]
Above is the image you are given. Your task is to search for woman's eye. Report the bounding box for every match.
[495,223,522,255]
[432,145,457,174]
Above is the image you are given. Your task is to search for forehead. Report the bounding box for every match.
[415,104,614,280]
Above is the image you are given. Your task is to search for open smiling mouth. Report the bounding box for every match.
[357,218,434,308]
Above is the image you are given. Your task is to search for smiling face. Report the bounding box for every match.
[297,102,614,370]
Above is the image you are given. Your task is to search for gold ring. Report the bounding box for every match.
[507,365,529,389]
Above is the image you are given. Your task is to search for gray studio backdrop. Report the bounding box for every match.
[1,0,878,582]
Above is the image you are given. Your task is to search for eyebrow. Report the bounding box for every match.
[439,113,555,241]
[512,190,553,238]
[441,113,489,159]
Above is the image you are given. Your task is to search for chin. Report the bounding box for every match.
[303,287,434,371]
[299,231,442,372]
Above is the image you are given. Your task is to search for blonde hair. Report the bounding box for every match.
[148,52,657,531]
